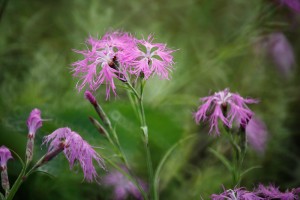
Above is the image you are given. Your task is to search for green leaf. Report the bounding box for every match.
[154,134,197,200]
[0,192,5,200]
[241,165,261,178]
[208,148,232,173]
[9,148,25,168]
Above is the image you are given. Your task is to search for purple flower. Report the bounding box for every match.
[0,146,12,170]
[103,167,147,200]
[72,31,135,99]
[246,117,268,154]
[43,127,105,182]
[255,184,300,200]
[278,0,300,12]
[27,108,42,138]
[0,146,12,195]
[194,88,258,135]
[211,187,262,200]
[26,108,43,163]
[122,34,175,79]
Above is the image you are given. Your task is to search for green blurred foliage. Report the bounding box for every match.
[0,0,300,199]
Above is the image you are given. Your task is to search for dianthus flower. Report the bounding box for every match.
[122,34,175,79]
[0,146,13,195]
[43,127,105,182]
[103,167,147,200]
[26,108,43,162]
[194,88,258,135]
[211,187,262,200]
[254,184,300,200]
[72,31,135,99]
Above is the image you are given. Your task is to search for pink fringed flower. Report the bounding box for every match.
[103,167,147,200]
[123,35,175,79]
[0,146,12,170]
[72,31,135,99]
[194,88,258,135]
[27,108,42,138]
[246,117,268,154]
[43,127,105,182]
[255,184,300,200]
[211,187,262,200]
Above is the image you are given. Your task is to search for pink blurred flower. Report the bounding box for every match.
[43,127,105,182]
[255,184,300,200]
[103,167,147,200]
[0,146,12,170]
[194,88,258,135]
[27,108,42,138]
[277,0,300,12]
[211,187,262,200]
[246,117,268,154]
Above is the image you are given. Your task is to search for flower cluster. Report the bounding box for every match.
[245,117,268,153]
[103,167,147,200]
[194,88,258,135]
[211,184,300,200]
[43,127,105,182]
[72,31,175,99]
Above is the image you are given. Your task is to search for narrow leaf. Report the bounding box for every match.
[208,148,232,172]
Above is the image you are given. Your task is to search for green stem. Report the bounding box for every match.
[6,166,26,200]
[135,80,154,200]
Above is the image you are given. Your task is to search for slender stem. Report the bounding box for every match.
[6,166,26,200]
[131,79,154,200]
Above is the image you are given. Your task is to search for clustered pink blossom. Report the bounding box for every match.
[194,88,258,135]
[211,184,300,200]
[0,146,12,170]
[27,108,42,138]
[103,167,147,200]
[72,31,175,99]
[43,127,105,182]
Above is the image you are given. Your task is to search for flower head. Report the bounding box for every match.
[211,187,262,200]
[43,127,105,182]
[246,117,268,154]
[123,34,175,79]
[0,146,12,170]
[194,88,258,135]
[72,31,135,99]
[27,108,42,138]
[103,167,147,200]
[254,184,300,200]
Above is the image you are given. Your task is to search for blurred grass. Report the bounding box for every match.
[0,0,300,199]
